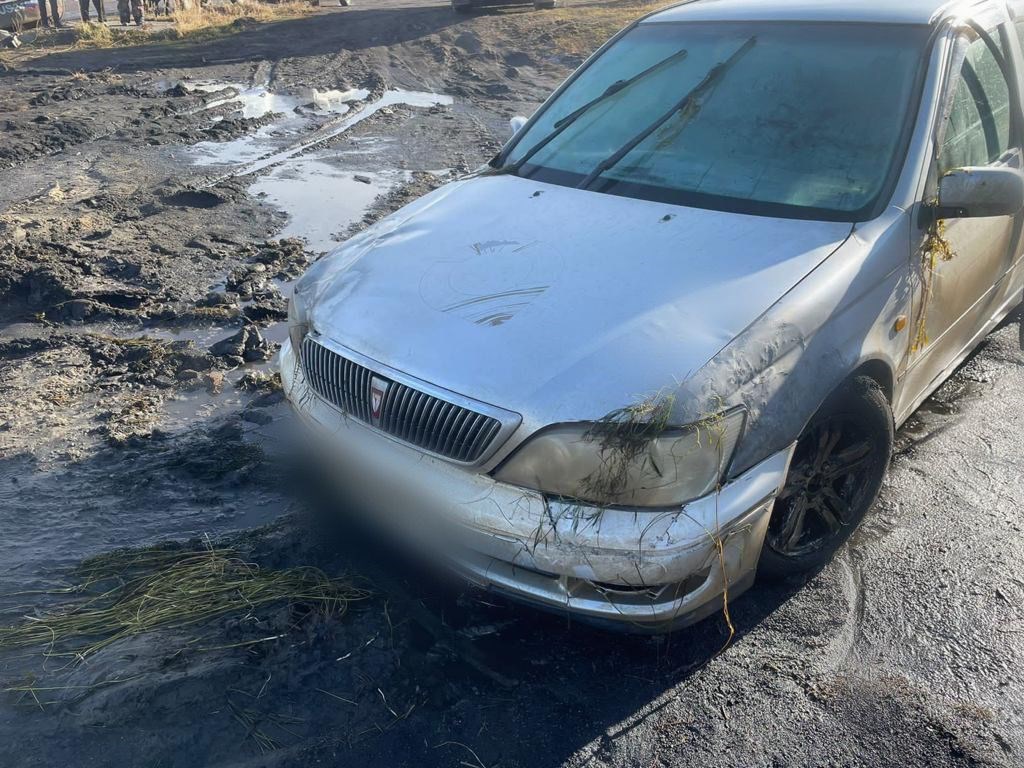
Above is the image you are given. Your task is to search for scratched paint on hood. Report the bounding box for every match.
[418,239,556,327]
[303,174,853,424]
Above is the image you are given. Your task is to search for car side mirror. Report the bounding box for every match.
[509,115,528,136]
[934,166,1024,220]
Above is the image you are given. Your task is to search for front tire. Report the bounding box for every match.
[759,375,893,579]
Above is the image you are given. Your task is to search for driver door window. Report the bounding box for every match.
[938,35,1012,173]
[905,30,1020,398]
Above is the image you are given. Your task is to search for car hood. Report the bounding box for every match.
[305,174,851,426]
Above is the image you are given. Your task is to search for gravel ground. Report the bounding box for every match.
[1,2,1023,766]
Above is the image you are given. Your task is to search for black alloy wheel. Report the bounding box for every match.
[760,376,893,577]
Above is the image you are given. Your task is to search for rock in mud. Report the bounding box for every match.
[197,291,237,308]
[206,370,226,394]
[235,370,282,393]
[101,394,166,445]
[242,292,288,323]
[209,326,276,364]
[240,408,273,426]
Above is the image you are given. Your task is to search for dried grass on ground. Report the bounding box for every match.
[65,0,315,48]
[544,0,666,57]
[159,0,315,42]
[72,21,114,47]
[0,543,367,662]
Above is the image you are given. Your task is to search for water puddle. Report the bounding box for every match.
[177,80,371,166]
[160,368,254,432]
[186,87,452,174]
[250,157,409,252]
[155,82,455,367]
[166,78,371,119]
[176,81,452,257]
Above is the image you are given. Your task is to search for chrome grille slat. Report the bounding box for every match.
[405,391,426,442]
[300,337,504,464]
[466,419,497,462]
[460,413,486,460]
[341,356,352,414]
[419,398,444,447]
[379,381,398,432]
[395,385,415,438]
[383,383,403,434]
[430,403,452,455]
[450,413,476,462]
[464,415,489,462]
[443,409,471,458]
[453,413,477,458]
[331,349,343,412]
[358,363,370,422]
[338,355,349,414]
[436,403,460,451]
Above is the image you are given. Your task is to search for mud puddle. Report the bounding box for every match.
[895,375,988,456]
[184,85,452,172]
[171,79,371,120]
[251,158,409,253]
[178,83,452,255]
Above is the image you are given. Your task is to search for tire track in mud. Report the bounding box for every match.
[812,553,866,674]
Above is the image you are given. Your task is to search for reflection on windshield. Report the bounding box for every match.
[578,36,757,190]
[503,22,930,222]
[509,47,691,172]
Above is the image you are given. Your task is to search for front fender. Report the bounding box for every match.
[679,207,912,476]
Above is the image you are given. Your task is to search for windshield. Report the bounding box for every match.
[502,22,931,221]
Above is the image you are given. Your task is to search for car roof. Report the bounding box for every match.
[643,0,977,26]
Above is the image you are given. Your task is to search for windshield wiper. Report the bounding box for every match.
[488,47,690,176]
[577,36,757,191]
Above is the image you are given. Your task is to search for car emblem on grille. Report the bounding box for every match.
[370,376,389,425]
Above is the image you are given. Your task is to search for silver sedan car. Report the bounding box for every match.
[282,0,1024,630]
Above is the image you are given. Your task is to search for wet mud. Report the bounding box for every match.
[2,1,1024,766]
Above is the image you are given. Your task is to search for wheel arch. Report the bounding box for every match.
[847,358,895,404]
[787,357,897,452]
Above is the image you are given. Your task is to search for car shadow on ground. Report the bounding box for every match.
[295,483,808,766]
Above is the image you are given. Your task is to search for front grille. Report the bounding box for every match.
[301,336,505,464]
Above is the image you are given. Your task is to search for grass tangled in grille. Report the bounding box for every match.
[0,545,367,659]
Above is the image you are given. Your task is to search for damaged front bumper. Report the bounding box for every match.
[280,339,795,631]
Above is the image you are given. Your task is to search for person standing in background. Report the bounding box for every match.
[35,0,64,27]
[117,0,142,24]
[79,0,106,22]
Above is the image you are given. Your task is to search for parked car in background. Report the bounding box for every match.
[0,0,47,31]
[283,0,1024,631]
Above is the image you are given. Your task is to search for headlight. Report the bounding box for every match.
[287,286,309,355]
[493,408,745,508]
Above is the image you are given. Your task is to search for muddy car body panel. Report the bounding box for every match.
[283,0,1024,629]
